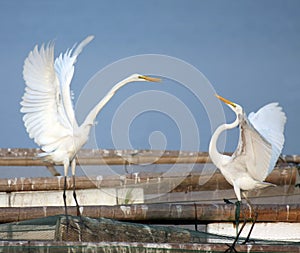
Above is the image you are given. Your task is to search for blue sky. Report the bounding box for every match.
[0,0,299,155]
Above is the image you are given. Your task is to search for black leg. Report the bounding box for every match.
[194,202,198,231]
[235,201,241,235]
[63,175,69,232]
[242,211,258,244]
[124,160,129,174]
[224,198,234,205]
[241,192,257,244]
[225,218,247,253]
[224,201,246,253]
[72,175,81,216]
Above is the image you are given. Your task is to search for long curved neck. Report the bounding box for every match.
[209,116,239,168]
[81,77,133,128]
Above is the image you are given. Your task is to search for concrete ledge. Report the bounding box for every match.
[207,222,300,242]
[0,188,144,207]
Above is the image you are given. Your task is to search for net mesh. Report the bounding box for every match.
[0,215,299,253]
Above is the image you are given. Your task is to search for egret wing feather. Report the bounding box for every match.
[232,115,273,182]
[248,103,286,174]
[54,35,94,127]
[21,42,72,151]
[232,103,286,181]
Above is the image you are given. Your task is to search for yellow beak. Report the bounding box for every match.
[215,94,236,107]
[139,75,161,82]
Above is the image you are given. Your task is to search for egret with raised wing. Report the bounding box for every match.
[20,35,161,220]
[209,94,286,247]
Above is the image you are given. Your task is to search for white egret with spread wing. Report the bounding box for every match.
[20,36,161,219]
[209,94,286,247]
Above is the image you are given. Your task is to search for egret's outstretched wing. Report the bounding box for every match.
[21,36,94,153]
[248,103,286,174]
[54,35,94,126]
[232,115,273,182]
[232,103,286,181]
[21,42,74,152]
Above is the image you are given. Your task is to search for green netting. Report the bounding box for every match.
[0,215,299,253]
[0,215,57,241]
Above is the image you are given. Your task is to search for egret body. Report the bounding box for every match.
[21,36,161,217]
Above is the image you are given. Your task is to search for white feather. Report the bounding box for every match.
[248,103,287,174]
[209,95,287,202]
[54,35,94,128]
[20,36,161,217]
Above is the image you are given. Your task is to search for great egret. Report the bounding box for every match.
[209,94,286,246]
[20,35,161,218]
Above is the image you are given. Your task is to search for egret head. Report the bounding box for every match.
[128,73,161,83]
[215,94,243,116]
